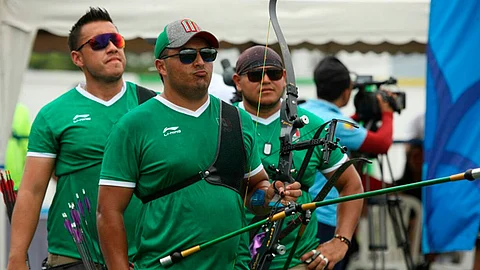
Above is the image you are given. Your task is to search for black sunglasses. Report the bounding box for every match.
[160,47,217,64]
[76,33,125,51]
[244,68,283,83]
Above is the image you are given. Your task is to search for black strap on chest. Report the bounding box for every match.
[136,85,157,105]
[140,101,247,204]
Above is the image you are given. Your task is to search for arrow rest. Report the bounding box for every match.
[249,202,304,270]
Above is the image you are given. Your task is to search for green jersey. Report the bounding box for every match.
[236,102,347,270]
[27,81,145,262]
[100,95,263,270]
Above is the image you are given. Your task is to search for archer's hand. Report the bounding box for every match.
[301,238,348,270]
[265,181,302,205]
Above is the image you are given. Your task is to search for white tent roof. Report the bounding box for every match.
[6,0,429,45]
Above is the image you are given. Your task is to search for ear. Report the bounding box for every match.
[232,73,243,93]
[343,87,353,100]
[155,59,167,79]
[71,51,84,69]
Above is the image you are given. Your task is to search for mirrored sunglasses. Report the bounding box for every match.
[245,69,283,83]
[76,33,125,51]
[160,47,217,64]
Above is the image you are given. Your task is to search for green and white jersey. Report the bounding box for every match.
[236,102,347,270]
[27,81,145,262]
[99,95,263,270]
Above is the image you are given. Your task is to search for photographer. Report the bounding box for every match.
[300,55,394,270]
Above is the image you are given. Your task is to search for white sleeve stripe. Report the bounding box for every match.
[321,154,348,174]
[27,152,56,158]
[244,164,264,178]
[99,179,136,188]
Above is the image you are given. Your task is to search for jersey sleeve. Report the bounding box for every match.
[239,109,263,178]
[99,121,139,188]
[27,110,58,158]
[358,112,393,154]
[334,120,367,151]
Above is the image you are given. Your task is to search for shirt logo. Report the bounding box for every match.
[163,126,182,137]
[73,114,91,123]
[343,123,355,130]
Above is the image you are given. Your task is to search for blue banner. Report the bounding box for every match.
[423,0,480,253]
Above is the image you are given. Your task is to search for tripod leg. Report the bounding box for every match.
[365,170,388,269]
[387,199,415,270]
[378,156,387,270]
[385,155,415,270]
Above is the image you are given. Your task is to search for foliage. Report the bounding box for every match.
[29,52,154,73]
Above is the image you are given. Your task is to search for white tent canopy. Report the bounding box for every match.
[0,0,430,164]
[10,0,429,44]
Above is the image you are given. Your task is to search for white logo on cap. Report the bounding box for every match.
[181,19,199,33]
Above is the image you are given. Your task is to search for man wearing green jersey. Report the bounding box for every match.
[97,19,302,270]
[232,46,364,270]
[7,7,151,270]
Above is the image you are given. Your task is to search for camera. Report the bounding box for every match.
[353,75,406,123]
[220,59,242,103]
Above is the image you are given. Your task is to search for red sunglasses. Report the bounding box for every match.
[76,33,125,51]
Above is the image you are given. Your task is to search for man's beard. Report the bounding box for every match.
[177,84,209,101]
[88,67,123,84]
[243,94,281,112]
[170,75,211,101]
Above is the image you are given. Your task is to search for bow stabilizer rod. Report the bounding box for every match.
[159,168,480,267]
[302,168,480,211]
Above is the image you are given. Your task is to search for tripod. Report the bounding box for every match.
[361,152,416,270]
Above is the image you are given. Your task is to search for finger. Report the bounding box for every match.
[305,256,321,269]
[286,181,301,190]
[266,181,280,201]
[316,255,329,270]
[309,255,324,270]
[306,258,320,270]
[315,262,325,270]
[284,189,302,197]
[300,249,317,262]
[314,259,326,270]
[274,180,285,196]
[284,182,302,197]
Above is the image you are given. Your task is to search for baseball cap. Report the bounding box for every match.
[235,46,284,75]
[154,19,219,59]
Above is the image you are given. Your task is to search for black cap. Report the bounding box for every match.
[314,56,351,101]
[235,46,283,75]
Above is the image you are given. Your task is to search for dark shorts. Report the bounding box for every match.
[317,222,347,270]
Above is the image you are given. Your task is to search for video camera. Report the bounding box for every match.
[353,75,406,124]
[220,59,242,104]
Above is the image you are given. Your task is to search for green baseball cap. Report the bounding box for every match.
[154,19,219,59]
